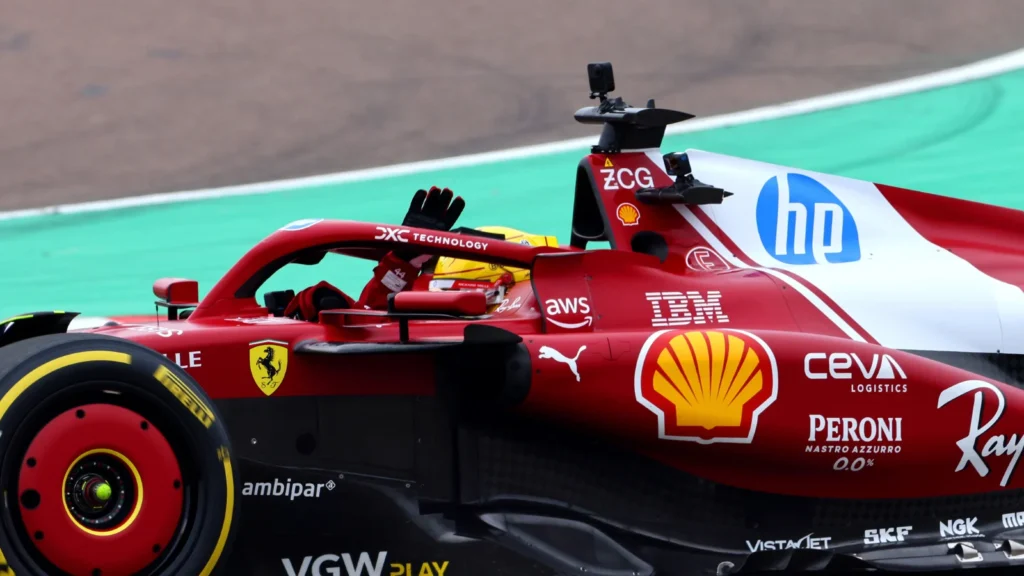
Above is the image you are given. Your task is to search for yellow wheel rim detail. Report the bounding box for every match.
[62,448,144,537]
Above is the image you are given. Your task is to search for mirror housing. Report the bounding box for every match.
[153,278,199,303]
[153,278,200,321]
[389,290,487,317]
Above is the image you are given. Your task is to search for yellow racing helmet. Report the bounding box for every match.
[430,226,558,300]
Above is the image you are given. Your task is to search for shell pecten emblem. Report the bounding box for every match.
[634,329,778,444]
[616,202,640,226]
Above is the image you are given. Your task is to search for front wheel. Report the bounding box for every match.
[0,333,238,576]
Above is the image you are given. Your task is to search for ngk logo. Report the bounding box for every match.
[374,226,410,243]
[939,517,980,538]
[863,526,911,545]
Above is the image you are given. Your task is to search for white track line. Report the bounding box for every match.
[4,47,1024,224]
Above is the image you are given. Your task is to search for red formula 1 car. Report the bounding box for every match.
[4,62,1024,576]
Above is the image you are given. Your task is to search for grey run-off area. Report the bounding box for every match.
[2,0,1024,210]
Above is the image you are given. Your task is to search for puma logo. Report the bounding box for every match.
[538,345,587,382]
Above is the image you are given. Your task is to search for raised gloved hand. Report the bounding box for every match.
[396,186,465,262]
[402,186,465,231]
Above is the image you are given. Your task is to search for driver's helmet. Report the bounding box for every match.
[429,226,558,306]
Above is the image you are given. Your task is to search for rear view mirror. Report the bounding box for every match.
[153,278,200,321]
[153,278,199,304]
[389,291,487,317]
[385,291,488,344]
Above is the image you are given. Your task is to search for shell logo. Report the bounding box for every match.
[634,329,778,444]
[616,202,640,226]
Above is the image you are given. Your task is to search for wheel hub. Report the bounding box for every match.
[17,403,185,575]
[65,455,133,531]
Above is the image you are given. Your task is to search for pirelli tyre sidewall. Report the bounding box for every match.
[0,333,237,576]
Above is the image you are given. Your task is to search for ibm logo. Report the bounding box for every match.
[646,291,729,328]
[755,173,861,265]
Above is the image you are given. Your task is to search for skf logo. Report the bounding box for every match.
[374,226,410,243]
[250,339,289,396]
[864,526,911,545]
[634,329,778,444]
[616,203,641,226]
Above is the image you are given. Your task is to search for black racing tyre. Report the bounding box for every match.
[0,333,238,576]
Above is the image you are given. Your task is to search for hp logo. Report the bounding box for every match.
[755,173,860,265]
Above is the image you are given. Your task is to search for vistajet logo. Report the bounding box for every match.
[241,477,336,501]
[745,533,831,552]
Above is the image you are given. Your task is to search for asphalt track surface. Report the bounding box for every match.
[3,0,1024,211]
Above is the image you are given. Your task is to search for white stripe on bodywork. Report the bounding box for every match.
[643,150,867,343]
[681,149,1024,353]
[676,204,867,343]
[988,280,1024,353]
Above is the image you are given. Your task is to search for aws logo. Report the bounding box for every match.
[755,173,860,265]
[634,329,778,444]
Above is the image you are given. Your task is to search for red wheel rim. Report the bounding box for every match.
[17,403,185,576]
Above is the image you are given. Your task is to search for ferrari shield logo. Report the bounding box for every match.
[249,340,289,396]
[634,329,778,444]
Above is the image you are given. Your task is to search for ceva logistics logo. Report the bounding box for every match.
[755,173,860,265]
[634,329,778,444]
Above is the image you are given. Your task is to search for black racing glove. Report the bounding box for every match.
[402,186,465,230]
[396,186,465,262]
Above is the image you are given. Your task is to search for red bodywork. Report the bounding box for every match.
[80,150,1024,503]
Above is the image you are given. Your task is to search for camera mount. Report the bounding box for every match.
[575,62,694,153]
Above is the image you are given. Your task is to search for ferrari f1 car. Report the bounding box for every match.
[4,62,1024,576]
